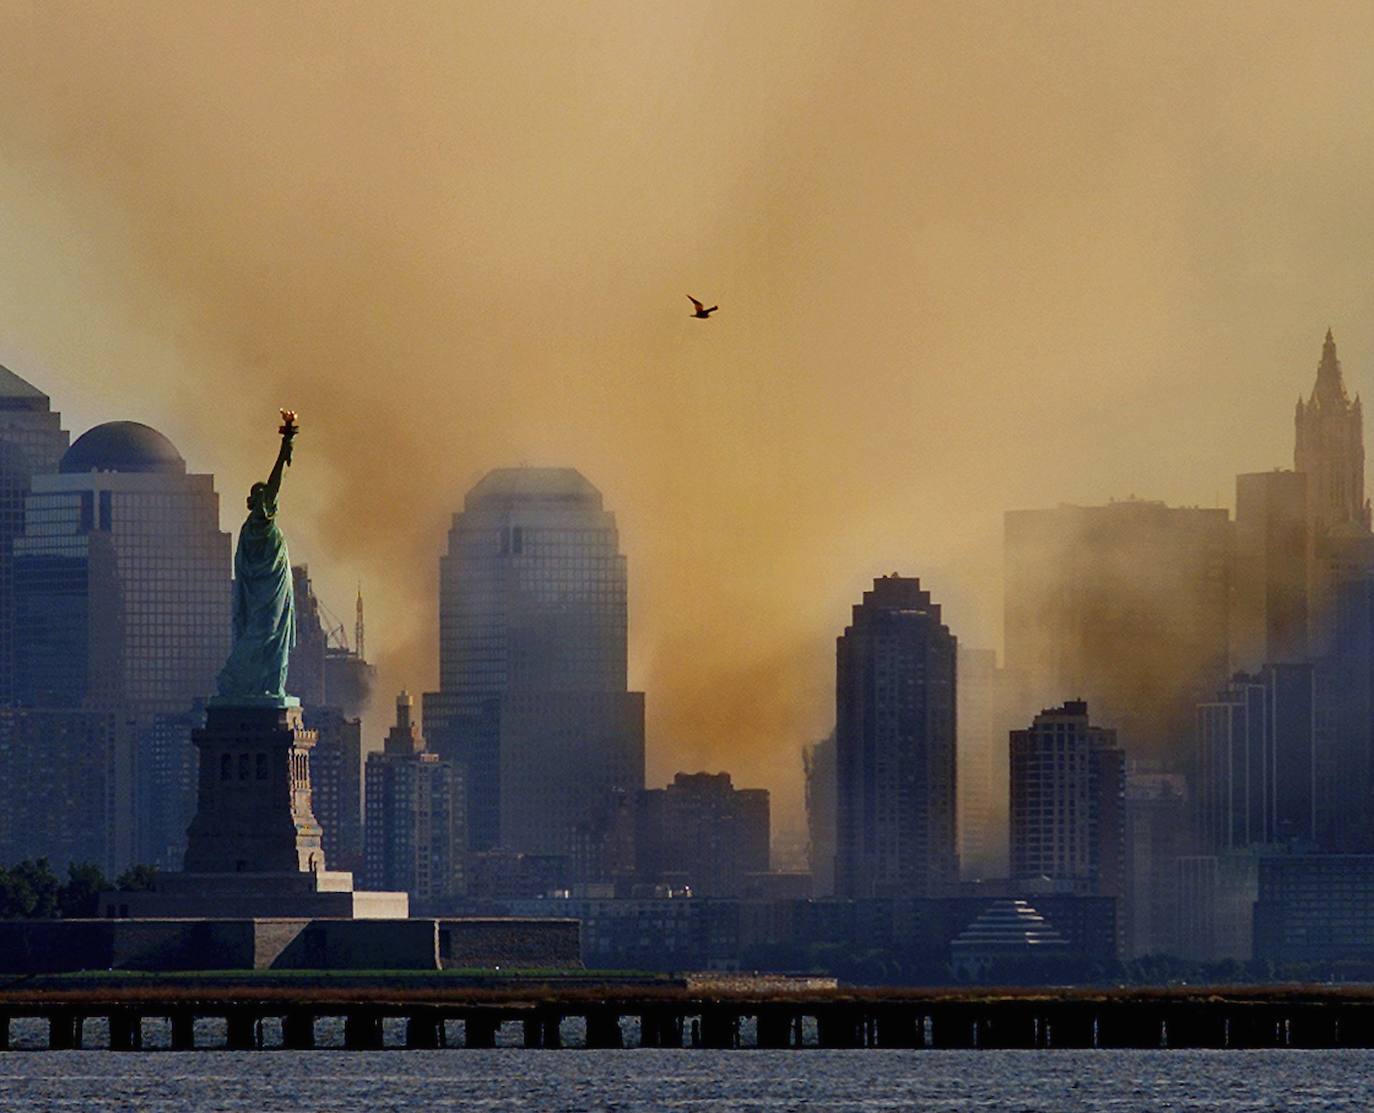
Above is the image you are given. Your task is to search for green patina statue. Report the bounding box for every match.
[216,410,299,702]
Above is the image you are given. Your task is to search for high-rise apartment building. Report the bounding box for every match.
[835,575,958,899]
[636,772,770,897]
[0,365,69,704]
[1009,701,1125,899]
[1004,500,1230,763]
[422,468,644,863]
[364,692,465,907]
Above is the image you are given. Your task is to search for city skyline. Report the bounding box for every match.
[8,6,1374,828]
[2,329,1368,827]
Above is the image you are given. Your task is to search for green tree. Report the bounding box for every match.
[58,862,109,918]
[115,864,158,892]
[0,859,60,918]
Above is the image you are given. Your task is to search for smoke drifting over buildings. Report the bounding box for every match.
[7,5,1374,826]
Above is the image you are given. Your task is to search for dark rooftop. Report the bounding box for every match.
[60,421,186,475]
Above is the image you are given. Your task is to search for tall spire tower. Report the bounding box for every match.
[1295,328,1371,534]
[355,584,365,661]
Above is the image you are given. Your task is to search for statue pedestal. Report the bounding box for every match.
[184,701,324,874]
[117,701,408,920]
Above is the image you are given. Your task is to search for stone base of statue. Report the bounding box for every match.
[185,699,324,874]
[118,699,408,920]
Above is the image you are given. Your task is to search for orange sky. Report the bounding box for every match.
[3,2,1374,827]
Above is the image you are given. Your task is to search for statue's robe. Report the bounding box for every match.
[216,493,296,699]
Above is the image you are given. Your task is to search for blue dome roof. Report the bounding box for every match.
[60,421,186,475]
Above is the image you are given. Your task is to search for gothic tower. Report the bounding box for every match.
[1295,328,1371,534]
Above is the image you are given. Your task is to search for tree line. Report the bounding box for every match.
[0,859,157,919]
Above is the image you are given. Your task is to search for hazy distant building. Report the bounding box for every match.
[286,565,328,707]
[135,702,204,870]
[636,772,770,898]
[1122,768,1186,958]
[307,706,363,875]
[957,648,1030,879]
[1233,470,1309,671]
[282,567,365,872]
[1194,664,1317,854]
[1254,853,1374,964]
[1176,852,1258,963]
[1004,499,1230,763]
[803,732,836,897]
[422,467,644,864]
[323,648,376,720]
[1009,701,1125,900]
[0,707,120,873]
[0,365,70,703]
[835,575,958,899]
[364,692,465,907]
[14,421,231,720]
[1315,575,1374,851]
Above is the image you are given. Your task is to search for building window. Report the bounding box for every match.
[239,753,250,780]
[256,753,269,780]
[221,753,232,781]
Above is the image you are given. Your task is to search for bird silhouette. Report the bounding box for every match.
[687,295,718,319]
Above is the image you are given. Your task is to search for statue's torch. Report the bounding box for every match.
[279,409,298,465]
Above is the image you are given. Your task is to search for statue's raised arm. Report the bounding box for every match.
[257,410,297,514]
[215,410,300,703]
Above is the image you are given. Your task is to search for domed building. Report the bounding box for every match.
[424,466,644,869]
[14,419,230,719]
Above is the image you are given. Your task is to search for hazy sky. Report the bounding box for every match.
[3,2,1374,827]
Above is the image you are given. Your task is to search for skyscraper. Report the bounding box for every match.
[0,707,119,873]
[364,692,465,907]
[1233,470,1309,671]
[1193,664,1317,854]
[957,648,1030,879]
[14,421,230,719]
[834,575,958,899]
[1316,574,1374,851]
[803,732,836,897]
[1009,700,1125,899]
[1296,328,1370,537]
[286,565,365,872]
[10,421,230,873]
[1122,768,1186,958]
[422,467,644,863]
[135,701,204,870]
[1004,499,1230,762]
[0,365,69,703]
[308,706,363,875]
[1295,330,1374,649]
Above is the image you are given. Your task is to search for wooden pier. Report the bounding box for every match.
[3,984,1374,1051]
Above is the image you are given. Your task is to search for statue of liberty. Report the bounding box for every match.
[216,411,299,702]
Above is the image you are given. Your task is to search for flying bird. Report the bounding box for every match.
[687,295,718,319]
